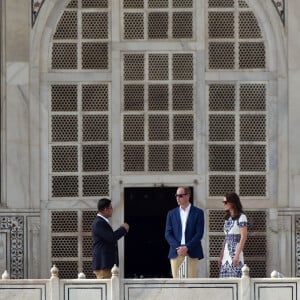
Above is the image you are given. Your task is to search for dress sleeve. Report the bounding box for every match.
[238,214,248,227]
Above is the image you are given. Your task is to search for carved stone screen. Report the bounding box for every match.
[51,210,94,279]
[122,52,195,173]
[208,0,265,70]
[207,0,267,197]
[123,0,194,40]
[49,0,111,277]
[0,216,25,279]
[47,0,270,278]
[208,83,267,197]
[50,83,110,198]
[50,0,111,199]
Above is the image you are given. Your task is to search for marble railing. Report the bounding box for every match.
[0,265,298,300]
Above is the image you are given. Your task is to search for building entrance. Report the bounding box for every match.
[124,187,178,278]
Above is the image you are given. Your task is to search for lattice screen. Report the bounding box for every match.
[51,210,95,279]
[207,0,265,70]
[50,0,111,198]
[122,0,194,40]
[295,215,300,277]
[208,82,267,197]
[50,83,111,198]
[122,52,195,172]
[208,209,267,278]
[47,0,271,278]
[51,0,110,70]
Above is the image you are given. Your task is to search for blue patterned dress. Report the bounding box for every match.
[220,213,248,278]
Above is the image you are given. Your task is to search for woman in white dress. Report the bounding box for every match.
[218,192,248,278]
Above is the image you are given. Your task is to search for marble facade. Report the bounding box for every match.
[1,0,300,280]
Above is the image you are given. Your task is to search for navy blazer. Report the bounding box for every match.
[91,215,127,270]
[165,205,204,259]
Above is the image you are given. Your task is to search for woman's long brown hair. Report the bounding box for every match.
[224,192,245,220]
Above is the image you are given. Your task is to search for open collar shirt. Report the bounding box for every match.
[97,213,110,225]
[179,203,191,245]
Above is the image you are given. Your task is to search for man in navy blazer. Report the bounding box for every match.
[92,198,129,279]
[165,186,204,278]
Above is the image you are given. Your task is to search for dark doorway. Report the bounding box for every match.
[124,186,193,278]
[124,187,177,278]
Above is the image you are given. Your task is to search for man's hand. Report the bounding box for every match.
[176,245,188,256]
[122,223,129,232]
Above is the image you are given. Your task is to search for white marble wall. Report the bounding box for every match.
[4,0,32,209]
[124,279,241,300]
[0,283,48,300]
[288,0,300,208]
[0,274,300,300]
[1,0,300,279]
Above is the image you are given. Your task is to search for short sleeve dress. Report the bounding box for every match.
[220,213,248,278]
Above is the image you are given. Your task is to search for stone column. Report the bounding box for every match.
[27,216,40,279]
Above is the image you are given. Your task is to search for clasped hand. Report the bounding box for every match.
[176,245,188,256]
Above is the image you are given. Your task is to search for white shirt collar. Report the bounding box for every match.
[180,203,191,213]
[97,213,110,224]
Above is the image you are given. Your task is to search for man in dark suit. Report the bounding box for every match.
[165,186,204,278]
[92,198,129,279]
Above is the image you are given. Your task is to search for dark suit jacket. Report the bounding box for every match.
[91,215,127,270]
[165,205,204,259]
